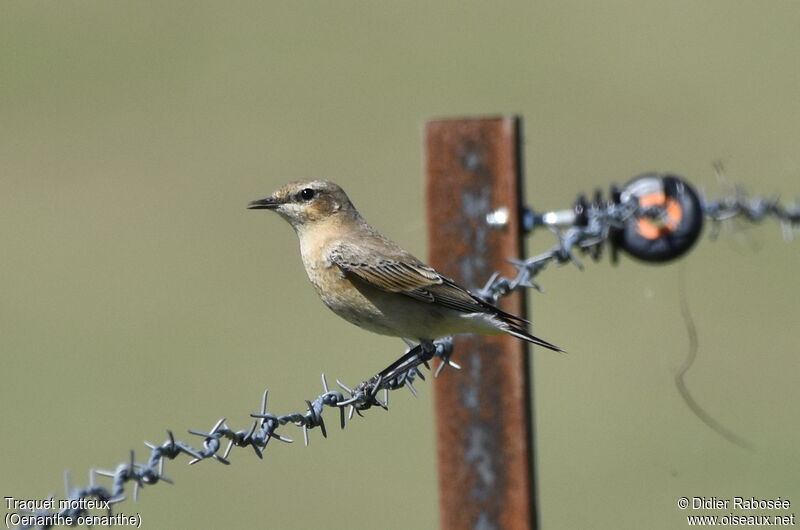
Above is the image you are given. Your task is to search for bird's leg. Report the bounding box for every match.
[336,341,438,414]
[416,339,439,370]
[419,340,439,362]
[378,341,427,381]
[377,338,455,384]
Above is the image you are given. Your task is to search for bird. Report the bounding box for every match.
[248,180,563,353]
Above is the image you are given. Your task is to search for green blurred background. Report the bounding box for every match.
[2,2,798,529]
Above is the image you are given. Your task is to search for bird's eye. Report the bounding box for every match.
[300,188,315,201]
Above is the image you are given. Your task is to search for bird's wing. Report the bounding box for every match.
[327,242,527,323]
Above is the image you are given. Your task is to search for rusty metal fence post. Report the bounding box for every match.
[426,116,537,530]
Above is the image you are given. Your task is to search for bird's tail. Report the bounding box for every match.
[505,325,565,353]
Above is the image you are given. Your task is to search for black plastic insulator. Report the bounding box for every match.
[617,173,704,263]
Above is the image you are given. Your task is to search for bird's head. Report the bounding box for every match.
[248,180,356,231]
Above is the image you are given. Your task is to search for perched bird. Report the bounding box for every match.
[248,180,562,352]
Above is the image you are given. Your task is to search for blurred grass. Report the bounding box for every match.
[1,1,798,529]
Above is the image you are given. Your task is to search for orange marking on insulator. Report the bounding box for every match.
[636,192,683,240]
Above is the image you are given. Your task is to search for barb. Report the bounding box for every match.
[9,176,797,529]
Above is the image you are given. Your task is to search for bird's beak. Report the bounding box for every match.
[247,196,281,210]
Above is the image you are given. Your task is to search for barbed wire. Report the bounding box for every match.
[8,181,799,530]
[8,337,457,530]
[487,184,800,292]
[704,187,800,241]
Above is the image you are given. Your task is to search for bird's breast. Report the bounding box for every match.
[299,237,361,311]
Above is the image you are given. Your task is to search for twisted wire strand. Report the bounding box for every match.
[704,189,800,241]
